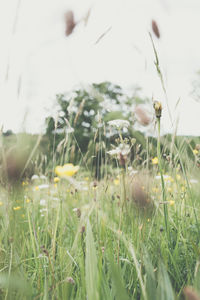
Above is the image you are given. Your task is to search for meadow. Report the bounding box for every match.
[0,100,200,300]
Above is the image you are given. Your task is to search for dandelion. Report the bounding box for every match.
[13,206,21,211]
[152,157,158,165]
[55,163,79,177]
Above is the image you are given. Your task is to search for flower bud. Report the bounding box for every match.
[153,101,162,118]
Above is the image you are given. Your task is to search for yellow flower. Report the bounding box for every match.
[152,187,159,193]
[55,163,79,177]
[35,186,39,191]
[169,200,175,206]
[0,202,3,206]
[152,157,158,165]
[176,174,181,181]
[114,179,120,186]
[193,149,199,155]
[13,206,21,211]
[54,177,60,183]
[26,199,31,203]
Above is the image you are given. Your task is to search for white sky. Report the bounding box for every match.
[0,0,200,135]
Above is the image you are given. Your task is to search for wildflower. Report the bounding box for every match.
[107,144,130,157]
[169,200,175,206]
[152,187,159,193]
[35,184,49,191]
[107,119,130,129]
[54,177,60,183]
[114,179,120,186]
[153,101,162,118]
[13,206,21,211]
[40,199,46,206]
[26,198,31,203]
[152,157,158,165]
[31,175,39,180]
[55,163,79,177]
[193,149,199,155]
[54,183,57,188]
[0,202,3,206]
[176,174,181,181]
[190,179,198,184]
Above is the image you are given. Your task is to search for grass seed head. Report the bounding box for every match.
[152,20,160,39]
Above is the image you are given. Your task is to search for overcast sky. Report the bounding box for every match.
[0,0,200,135]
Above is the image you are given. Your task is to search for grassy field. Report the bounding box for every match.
[0,112,200,300]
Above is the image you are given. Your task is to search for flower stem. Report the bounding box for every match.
[157,118,168,234]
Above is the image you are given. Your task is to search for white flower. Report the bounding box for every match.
[190,179,198,184]
[66,127,74,133]
[40,199,46,206]
[155,175,171,180]
[107,119,130,129]
[31,175,39,180]
[36,184,49,190]
[107,149,121,156]
[107,144,130,157]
